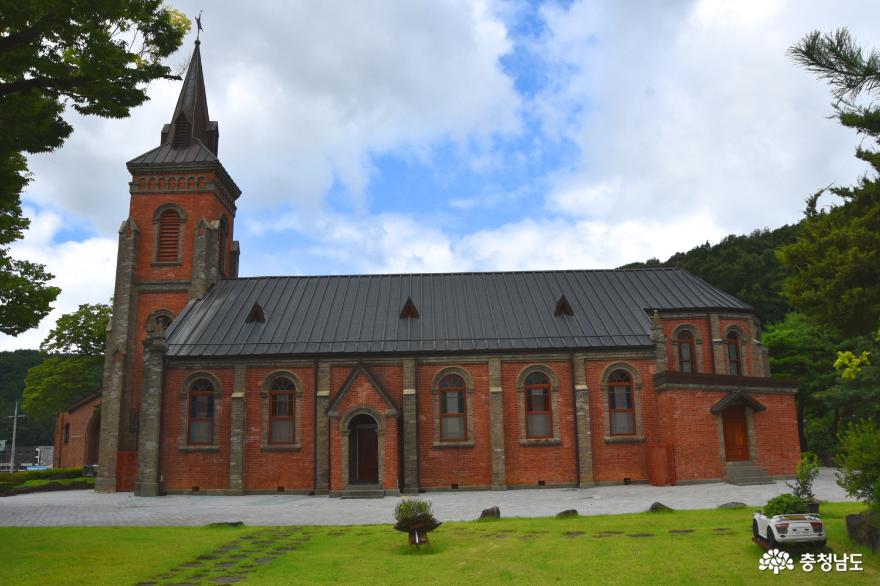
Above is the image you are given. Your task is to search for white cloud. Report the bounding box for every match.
[534,0,879,233]
[0,209,117,351]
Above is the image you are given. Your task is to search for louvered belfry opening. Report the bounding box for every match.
[400,297,420,319]
[172,117,191,148]
[157,209,181,262]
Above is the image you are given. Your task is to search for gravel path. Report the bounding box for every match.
[0,468,853,527]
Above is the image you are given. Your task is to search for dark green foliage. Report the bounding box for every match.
[0,1,189,335]
[0,466,83,484]
[781,28,880,337]
[22,302,109,421]
[23,355,102,421]
[393,497,441,533]
[0,349,53,445]
[622,224,800,324]
[40,303,111,355]
[835,421,880,513]
[763,494,808,517]
[763,313,845,453]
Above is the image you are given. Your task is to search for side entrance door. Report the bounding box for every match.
[722,405,750,461]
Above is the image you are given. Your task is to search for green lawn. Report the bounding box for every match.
[3,502,877,585]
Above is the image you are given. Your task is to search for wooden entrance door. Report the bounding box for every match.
[355,426,379,483]
[722,405,749,461]
[348,415,379,485]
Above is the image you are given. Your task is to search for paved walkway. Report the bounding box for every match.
[0,469,853,527]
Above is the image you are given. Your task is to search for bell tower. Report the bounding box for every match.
[96,40,241,492]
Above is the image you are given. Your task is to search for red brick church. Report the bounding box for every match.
[93,41,801,496]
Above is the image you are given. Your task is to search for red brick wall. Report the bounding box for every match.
[243,366,315,491]
[752,394,800,476]
[417,363,492,489]
[501,361,577,487]
[124,173,235,416]
[656,390,727,482]
[54,396,99,469]
[129,172,235,284]
[585,358,657,483]
[664,317,713,373]
[160,366,234,490]
[328,366,402,492]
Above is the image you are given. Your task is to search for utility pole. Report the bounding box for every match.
[6,401,26,473]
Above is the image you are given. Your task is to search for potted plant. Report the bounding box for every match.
[393,497,441,547]
[788,452,821,513]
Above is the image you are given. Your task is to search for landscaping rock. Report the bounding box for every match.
[479,506,501,520]
[648,502,672,512]
[846,513,880,554]
[717,502,747,509]
[556,509,579,518]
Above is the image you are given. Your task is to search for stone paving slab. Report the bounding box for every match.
[0,469,853,527]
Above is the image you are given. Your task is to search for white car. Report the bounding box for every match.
[753,512,826,546]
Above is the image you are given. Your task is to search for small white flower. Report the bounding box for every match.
[759,549,794,574]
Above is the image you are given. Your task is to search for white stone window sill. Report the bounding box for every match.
[520,438,561,447]
[432,440,475,449]
[604,435,645,444]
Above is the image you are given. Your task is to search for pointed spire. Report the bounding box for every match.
[161,39,219,154]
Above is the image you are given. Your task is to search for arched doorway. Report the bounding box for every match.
[84,412,101,466]
[348,413,379,484]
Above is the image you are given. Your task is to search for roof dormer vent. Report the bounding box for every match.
[400,297,420,319]
[554,294,574,317]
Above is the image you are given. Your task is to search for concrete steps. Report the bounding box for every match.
[724,461,773,485]
[339,486,385,499]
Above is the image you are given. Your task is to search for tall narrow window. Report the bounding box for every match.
[269,378,295,444]
[525,372,552,438]
[218,217,228,277]
[188,379,214,445]
[727,331,742,376]
[63,423,70,444]
[608,370,635,435]
[677,330,696,373]
[157,209,181,262]
[439,374,466,441]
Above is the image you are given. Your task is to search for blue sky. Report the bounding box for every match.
[3,0,880,350]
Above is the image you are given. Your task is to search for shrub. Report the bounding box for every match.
[393,497,440,533]
[763,494,807,517]
[836,420,880,513]
[787,452,820,502]
[0,467,83,485]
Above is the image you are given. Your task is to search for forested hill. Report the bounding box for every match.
[620,223,801,324]
[0,350,54,446]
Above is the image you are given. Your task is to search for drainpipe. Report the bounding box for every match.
[313,358,318,494]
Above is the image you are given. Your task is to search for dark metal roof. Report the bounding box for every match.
[127,139,217,166]
[165,268,752,358]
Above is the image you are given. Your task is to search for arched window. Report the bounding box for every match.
[677,330,696,373]
[608,370,635,436]
[269,378,295,444]
[218,216,228,277]
[525,372,552,438]
[439,374,466,441]
[156,208,181,262]
[188,378,214,445]
[727,331,742,376]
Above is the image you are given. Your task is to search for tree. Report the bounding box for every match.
[781,29,880,337]
[0,349,54,445]
[22,302,110,420]
[622,224,800,324]
[763,312,842,453]
[0,1,189,335]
